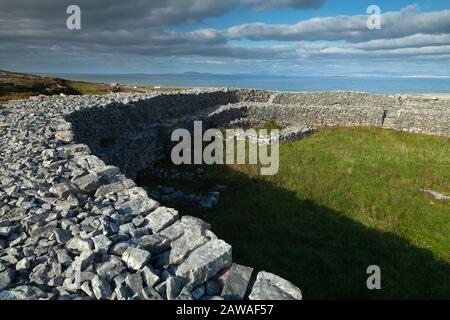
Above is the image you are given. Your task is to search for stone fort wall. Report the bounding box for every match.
[0,89,448,300]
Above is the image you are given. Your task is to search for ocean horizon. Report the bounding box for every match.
[42,72,450,94]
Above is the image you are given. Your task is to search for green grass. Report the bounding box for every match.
[140,127,450,299]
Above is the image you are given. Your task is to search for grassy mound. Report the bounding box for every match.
[0,70,179,103]
[141,127,450,299]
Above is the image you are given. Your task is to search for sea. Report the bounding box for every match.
[43,73,450,94]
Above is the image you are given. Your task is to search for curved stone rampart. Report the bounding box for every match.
[0,89,449,300]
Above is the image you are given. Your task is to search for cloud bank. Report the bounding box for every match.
[0,1,449,74]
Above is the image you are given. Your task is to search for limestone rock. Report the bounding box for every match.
[72,174,100,194]
[169,231,209,265]
[125,272,144,296]
[205,280,221,296]
[191,285,206,300]
[92,234,112,254]
[55,130,74,143]
[142,266,160,287]
[94,178,135,197]
[0,268,15,290]
[96,257,126,282]
[176,239,232,288]
[249,271,302,300]
[142,286,163,300]
[166,276,185,300]
[49,183,73,198]
[175,287,194,300]
[66,237,94,252]
[132,234,171,255]
[0,285,50,300]
[116,195,159,216]
[0,226,14,238]
[53,228,72,244]
[145,206,179,233]
[122,247,151,270]
[16,258,30,271]
[115,285,130,300]
[220,263,253,300]
[91,275,112,300]
[72,251,96,271]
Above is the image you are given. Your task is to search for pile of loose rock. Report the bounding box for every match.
[280,126,316,143]
[148,185,222,211]
[145,168,225,211]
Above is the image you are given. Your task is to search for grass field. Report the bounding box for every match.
[140,127,450,299]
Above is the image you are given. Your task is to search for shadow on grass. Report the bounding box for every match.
[139,164,450,300]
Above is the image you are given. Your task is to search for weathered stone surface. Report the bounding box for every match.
[142,266,160,287]
[0,226,14,238]
[66,237,94,252]
[92,235,112,254]
[91,275,112,300]
[55,249,73,266]
[49,183,73,198]
[57,144,91,158]
[90,165,120,177]
[73,155,106,171]
[142,286,163,300]
[125,272,144,295]
[110,242,131,256]
[220,263,253,300]
[423,189,450,201]
[205,280,221,296]
[55,130,74,143]
[145,206,179,233]
[49,277,64,287]
[132,234,171,255]
[53,228,72,244]
[175,287,194,300]
[0,268,15,290]
[0,285,50,300]
[72,174,100,194]
[169,231,209,265]
[122,247,151,270]
[181,216,211,233]
[176,239,232,288]
[158,221,184,241]
[115,187,159,216]
[166,276,185,300]
[16,258,30,271]
[249,272,302,300]
[94,178,135,197]
[201,295,225,300]
[80,281,95,298]
[115,285,130,300]
[192,285,206,300]
[72,251,96,271]
[96,257,126,281]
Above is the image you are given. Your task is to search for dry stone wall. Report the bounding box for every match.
[0,88,449,300]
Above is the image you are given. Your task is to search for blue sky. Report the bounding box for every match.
[189,0,449,30]
[1,0,449,76]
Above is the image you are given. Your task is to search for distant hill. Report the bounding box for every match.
[0,70,174,104]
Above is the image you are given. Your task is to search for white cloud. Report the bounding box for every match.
[219,5,450,42]
[1,2,449,73]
